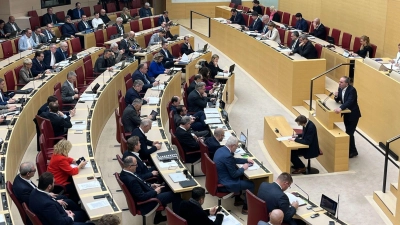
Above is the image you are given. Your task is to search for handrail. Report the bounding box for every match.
[382,134,400,193]
[190,11,211,37]
[309,63,354,110]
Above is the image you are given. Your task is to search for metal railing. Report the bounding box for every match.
[190,11,211,37]
[382,134,400,193]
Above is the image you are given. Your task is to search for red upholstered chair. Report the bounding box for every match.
[204,154,233,206]
[6,181,28,225]
[13,38,19,54]
[315,43,322,58]
[53,89,75,111]
[70,37,82,53]
[229,2,235,8]
[242,14,249,27]
[28,10,38,17]
[246,189,268,225]
[286,33,292,47]
[2,40,13,59]
[75,67,89,90]
[144,33,152,46]
[142,18,152,30]
[116,154,124,168]
[115,172,165,225]
[153,17,159,28]
[118,2,125,11]
[341,32,352,50]
[124,73,132,83]
[166,207,187,225]
[307,20,313,33]
[55,11,65,22]
[117,90,122,101]
[115,109,122,143]
[120,132,128,154]
[168,110,176,133]
[282,12,290,25]
[243,7,250,13]
[106,3,117,12]
[53,82,61,93]
[118,96,126,117]
[276,10,283,21]
[189,75,195,84]
[331,28,341,45]
[29,17,41,30]
[4,70,17,92]
[324,26,330,41]
[290,16,297,27]
[39,133,54,162]
[36,149,49,176]
[171,43,181,58]
[248,15,254,27]
[125,79,133,91]
[82,6,91,17]
[93,4,103,14]
[277,28,285,44]
[83,54,91,63]
[130,20,140,32]
[371,44,377,58]
[130,8,139,17]
[14,65,25,87]
[94,30,105,47]
[39,116,67,146]
[199,139,210,175]
[106,26,117,40]
[22,203,42,225]
[171,129,201,176]
[84,60,97,81]
[237,5,243,10]
[260,6,265,15]
[131,0,141,8]
[352,36,361,52]
[265,7,271,16]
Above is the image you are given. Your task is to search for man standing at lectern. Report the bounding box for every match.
[334,76,361,158]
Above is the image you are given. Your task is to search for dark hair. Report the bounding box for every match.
[65,15,71,20]
[251,11,258,17]
[0,20,4,25]
[0,78,4,83]
[127,136,139,151]
[34,26,41,31]
[192,187,206,201]
[35,51,43,57]
[176,105,183,114]
[48,102,59,112]
[75,2,80,6]
[295,13,302,18]
[277,172,293,183]
[159,30,166,34]
[231,8,237,13]
[295,115,307,125]
[138,63,146,70]
[47,95,58,104]
[163,11,168,14]
[94,12,99,15]
[38,172,54,190]
[292,31,299,37]
[267,21,276,28]
[198,67,210,81]
[47,7,52,11]
[103,49,112,55]
[194,74,202,81]
[341,76,350,84]
[253,0,260,4]
[98,214,120,225]
[171,96,179,103]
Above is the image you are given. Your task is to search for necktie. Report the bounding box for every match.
[84,21,88,28]
[0,92,4,102]
[142,73,150,84]
[134,173,151,187]
[263,25,267,33]
[47,30,52,39]
[78,10,81,18]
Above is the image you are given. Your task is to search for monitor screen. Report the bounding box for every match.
[41,0,71,9]
[320,194,337,215]
[239,132,247,144]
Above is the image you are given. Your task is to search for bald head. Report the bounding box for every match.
[214,128,225,142]
[269,209,284,225]
[313,18,321,26]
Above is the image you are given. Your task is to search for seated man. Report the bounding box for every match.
[289,31,300,51]
[204,128,224,159]
[290,34,317,59]
[42,24,56,42]
[77,15,92,32]
[32,27,47,45]
[125,80,148,106]
[94,49,114,73]
[71,2,85,20]
[43,44,57,67]
[175,116,201,163]
[109,42,124,65]
[55,41,69,63]
[213,136,254,214]
[187,82,215,112]
[29,172,94,225]
[174,106,208,135]
[148,30,167,47]
[257,173,299,225]
[132,63,159,93]
[130,119,161,161]
[40,101,72,137]
[308,18,326,40]
[18,28,37,52]
[43,7,60,25]
[180,36,194,55]
[159,41,181,68]
[0,78,16,105]
[244,12,263,32]
[32,51,53,77]
[91,12,104,29]
[158,11,170,26]
[164,25,176,41]
[120,156,181,224]
[61,16,78,38]
[100,9,111,24]
[288,115,320,174]
[122,136,159,181]
[4,16,21,34]
[120,31,141,58]
[61,71,79,107]
[260,15,270,34]
[139,2,153,18]
[179,187,224,225]
[187,74,202,95]
[294,13,308,32]
[258,209,284,225]
[169,96,180,113]
[227,9,245,25]
[113,17,125,36]
[122,98,142,133]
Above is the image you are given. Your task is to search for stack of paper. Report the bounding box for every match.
[276,136,292,141]
[80,93,96,101]
[206,113,220,119]
[223,131,232,141]
[204,118,222,124]
[204,108,219,114]
[285,192,306,206]
[159,161,178,169]
[151,84,165,90]
[87,199,110,210]
[71,121,86,130]
[210,124,227,130]
[148,97,159,105]
[217,72,231,76]
[169,173,187,183]
[209,214,240,225]
[77,181,101,190]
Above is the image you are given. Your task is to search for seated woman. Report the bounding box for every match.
[0,20,10,38]
[148,53,170,79]
[352,35,373,58]
[198,67,217,94]
[19,58,41,85]
[264,22,281,43]
[269,6,280,23]
[47,139,87,202]
[121,7,133,24]
[207,54,227,79]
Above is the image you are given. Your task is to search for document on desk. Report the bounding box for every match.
[71,121,87,130]
[235,148,246,155]
[285,192,306,206]
[151,84,165,90]
[209,214,240,225]
[159,161,178,169]
[148,97,160,105]
[223,131,232,141]
[77,181,101,190]
[87,199,110,210]
[152,121,158,127]
[240,163,260,171]
[383,63,399,70]
[206,113,220,118]
[80,93,96,101]
[180,54,189,63]
[71,163,92,169]
[204,108,219,114]
[204,118,222,124]
[169,173,187,183]
[217,72,231,76]
[276,136,293,141]
[171,67,182,71]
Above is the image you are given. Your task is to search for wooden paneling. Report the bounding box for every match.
[383,0,400,58]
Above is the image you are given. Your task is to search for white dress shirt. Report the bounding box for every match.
[92,18,104,29]
[50,52,56,66]
[341,87,347,103]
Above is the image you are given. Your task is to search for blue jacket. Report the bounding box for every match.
[18,35,37,52]
[249,17,263,33]
[132,69,153,92]
[125,87,147,106]
[213,146,247,193]
[61,23,78,37]
[55,48,68,63]
[31,58,52,76]
[77,20,92,32]
[71,8,85,20]
[295,18,308,32]
[139,7,152,18]
[204,136,223,159]
[148,61,164,78]
[0,91,10,105]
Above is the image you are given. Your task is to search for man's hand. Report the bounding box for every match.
[5,33,10,37]
[334,108,342,114]
[49,192,58,198]
[57,111,65,117]
[151,171,159,176]
[242,163,249,170]
[69,108,76,117]
[247,158,254,164]
[202,92,207,97]
[209,206,218,215]
[155,186,164,194]
[108,67,114,71]
[7,105,16,111]
[70,35,75,38]
[289,138,295,141]
[154,144,161,150]
[73,94,79,99]
[334,91,338,97]
[0,117,4,123]
[74,88,79,93]
[57,199,68,208]
[291,201,299,209]
[153,81,159,87]
[244,27,249,31]
[66,210,75,218]
[151,183,160,189]
[210,98,216,102]
[8,99,15,103]
[227,20,232,24]
[390,59,395,63]
[119,49,125,54]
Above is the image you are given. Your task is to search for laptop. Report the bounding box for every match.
[239,132,247,146]
[114,60,126,70]
[327,36,335,44]
[320,194,338,217]
[96,24,105,30]
[8,31,18,39]
[85,83,100,94]
[196,43,208,53]
[228,64,235,73]
[50,37,58,43]
[83,28,93,34]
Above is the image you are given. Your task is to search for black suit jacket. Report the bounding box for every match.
[272,13,281,23]
[55,48,68,63]
[42,13,60,25]
[309,23,326,40]
[229,13,245,25]
[207,63,223,79]
[180,43,194,55]
[175,127,200,163]
[40,112,72,137]
[179,200,223,225]
[122,104,141,133]
[292,41,317,59]
[94,56,112,73]
[290,39,300,51]
[12,175,37,205]
[100,15,111,24]
[159,48,174,64]
[4,22,21,34]
[187,81,196,95]
[29,189,73,225]
[61,22,78,37]
[158,16,170,26]
[31,58,52,76]
[204,136,223,159]
[249,18,263,33]
[77,20,92,32]
[130,128,156,161]
[43,50,55,67]
[334,85,361,120]
[125,88,147,106]
[188,90,208,112]
[113,23,125,36]
[257,182,296,225]
[122,151,154,180]
[294,120,319,159]
[120,39,133,57]
[132,69,153,93]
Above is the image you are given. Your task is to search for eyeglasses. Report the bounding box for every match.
[129,164,137,167]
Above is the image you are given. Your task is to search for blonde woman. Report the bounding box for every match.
[148,53,169,78]
[264,22,281,43]
[121,7,133,24]
[207,54,227,79]
[352,35,373,58]
[269,6,281,23]
[19,58,40,84]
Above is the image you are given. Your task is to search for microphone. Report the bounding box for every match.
[197,43,199,52]
[322,92,333,107]
[246,128,249,149]
[294,183,315,207]
[32,77,36,90]
[336,194,340,222]
[102,72,105,84]
[274,128,282,136]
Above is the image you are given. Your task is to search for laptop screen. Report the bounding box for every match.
[320,194,337,215]
[202,44,208,52]
[229,64,235,73]
[240,132,247,144]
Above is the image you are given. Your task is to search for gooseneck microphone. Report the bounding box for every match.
[274,128,282,136]
[294,183,316,207]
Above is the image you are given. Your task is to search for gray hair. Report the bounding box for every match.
[110,42,119,49]
[140,118,152,127]
[49,43,57,48]
[23,58,32,66]
[60,41,68,47]
[133,79,144,87]
[67,71,77,79]
[145,2,150,6]
[19,162,35,176]
[300,34,308,40]
[123,156,134,168]
[225,136,238,147]
[292,31,300,38]
[261,15,269,21]
[132,98,143,106]
[214,128,224,136]
[195,82,205,90]
[180,116,191,125]
[116,17,123,22]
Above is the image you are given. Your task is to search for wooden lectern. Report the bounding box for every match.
[315,99,351,129]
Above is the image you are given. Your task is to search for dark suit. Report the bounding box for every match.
[159,48,175,68]
[42,29,55,42]
[43,13,60,25]
[77,20,92,32]
[257,182,297,225]
[122,104,141,133]
[179,200,224,225]
[334,85,361,155]
[120,38,136,57]
[291,120,319,169]
[248,18,263,33]
[119,170,181,214]
[272,13,281,23]
[229,13,245,25]
[55,48,69,63]
[295,18,308,32]
[139,7,153,18]
[158,16,170,26]
[207,63,223,79]
[125,88,147,106]
[40,111,72,137]
[292,41,317,59]
[132,69,153,93]
[204,136,223,159]
[175,127,200,163]
[213,146,254,193]
[187,90,208,112]
[32,58,52,76]
[122,151,156,180]
[61,80,76,104]
[187,81,197,95]
[100,14,111,24]
[309,23,326,40]
[94,56,112,73]
[290,38,300,51]
[0,91,10,105]
[43,50,55,66]
[71,8,85,20]
[61,23,78,37]
[252,6,263,15]
[113,23,125,36]
[4,22,21,34]
[31,32,47,44]
[130,128,156,161]
[180,43,194,55]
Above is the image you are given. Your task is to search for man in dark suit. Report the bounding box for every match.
[179,187,224,225]
[62,16,78,38]
[308,18,326,40]
[175,116,201,163]
[181,36,194,55]
[61,71,79,106]
[120,156,181,224]
[71,2,85,20]
[120,31,141,57]
[40,102,72,137]
[29,172,94,225]
[139,2,153,18]
[32,51,53,76]
[169,96,180,114]
[32,27,48,45]
[77,15,92,32]
[122,136,159,181]
[125,80,148,106]
[132,63,158,93]
[94,49,114,73]
[187,82,215,112]
[100,9,111,24]
[245,12,263,32]
[43,44,57,67]
[291,34,317,59]
[42,7,60,25]
[174,106,208,136]
[334,76,361,158]
[159,41,181,68]
[228,9,245,25]
[42,24,56,42]
[188,74,202,95]
[113,17,125,36]
[0,78,15,105]
[257,173,299,225]
[204,128,224,159]
[294,13,308,32]
[130,119,161,161]
[122,98,142,133]
[260,15,270,34]
[4,16,21,34]
[289,31,300,51]
[55,41,69,63]
[158,11,171,26]
[289,115,320,174]
[213,136,254,214]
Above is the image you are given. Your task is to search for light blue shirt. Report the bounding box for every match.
[18,35,37,52]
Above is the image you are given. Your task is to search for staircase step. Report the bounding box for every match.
[325,76,338,94]
[302,100,316,110]
[292,106,310,118]
[373,191,397,220]
[315,94,328,100]
[390,183,398,196]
